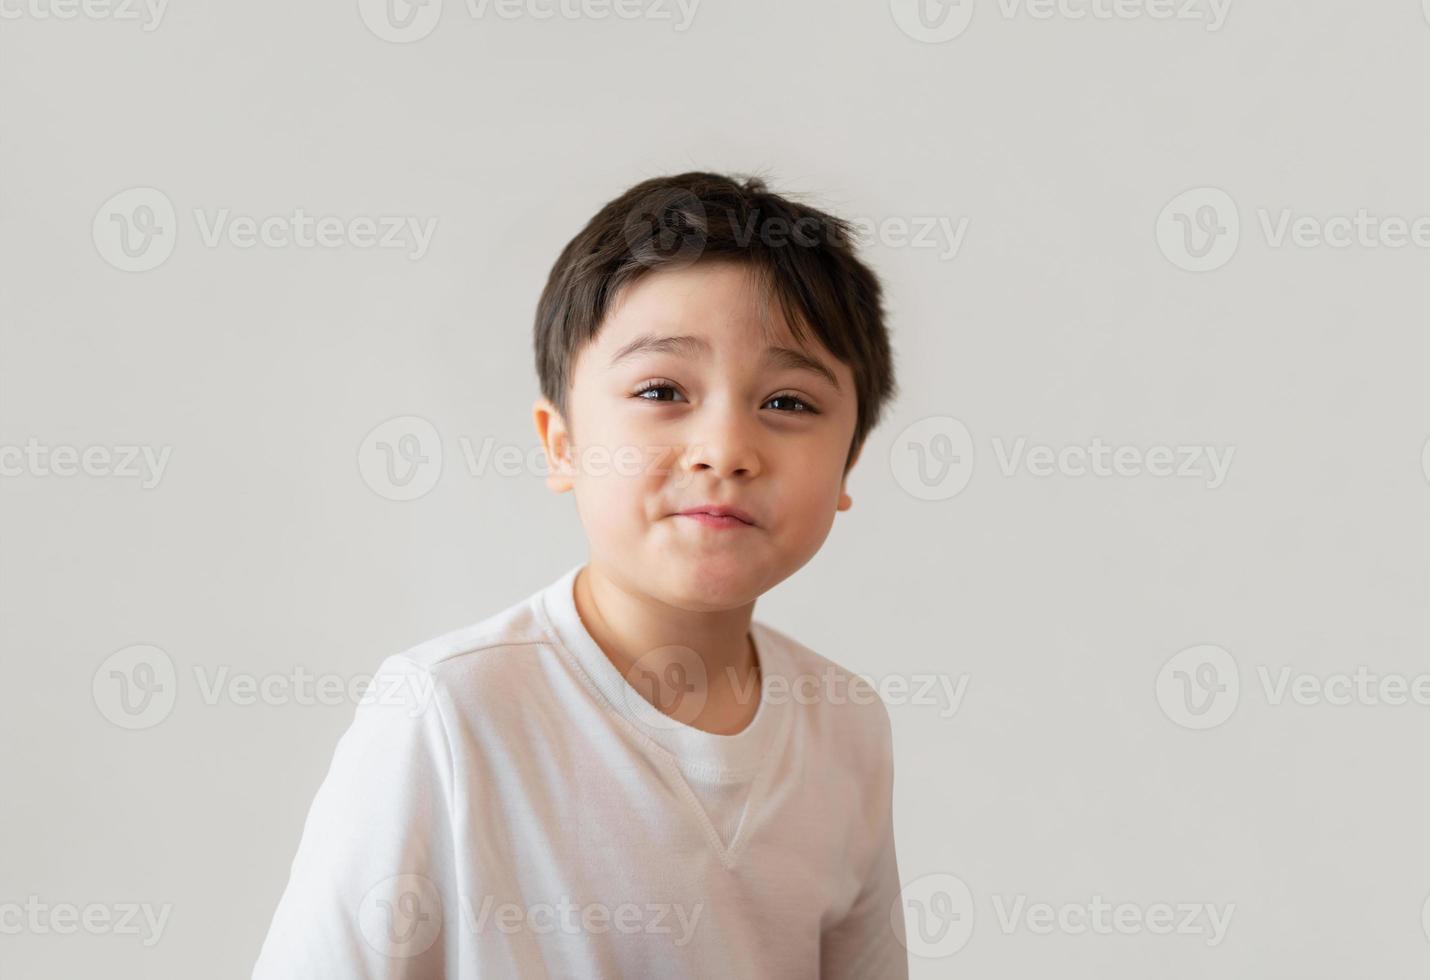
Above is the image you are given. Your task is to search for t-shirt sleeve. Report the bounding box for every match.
[818,700,909,980]
[251,654,460,980]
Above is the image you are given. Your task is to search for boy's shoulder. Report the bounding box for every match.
[369,578,895,760]
[756,620,896,749]
[387,587,550,678]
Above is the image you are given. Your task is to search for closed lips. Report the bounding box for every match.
[676,507,756,526]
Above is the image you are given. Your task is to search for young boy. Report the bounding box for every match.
[252,172,908,978]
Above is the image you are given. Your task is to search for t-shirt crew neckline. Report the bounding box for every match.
[536,562,789,777]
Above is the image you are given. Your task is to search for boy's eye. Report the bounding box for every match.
[631,382,819,415]
[765,392,817,414]
[633,381,685,403]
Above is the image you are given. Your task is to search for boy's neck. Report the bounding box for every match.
[572,562,762,736]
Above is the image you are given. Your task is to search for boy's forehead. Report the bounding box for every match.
[599,261,805,355]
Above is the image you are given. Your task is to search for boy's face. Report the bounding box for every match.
[534,259,861,612]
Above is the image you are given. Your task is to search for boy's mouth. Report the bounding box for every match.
[673,505,757,528]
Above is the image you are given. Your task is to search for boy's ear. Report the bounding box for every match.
[837,442,861,512]
[533,396,575,493]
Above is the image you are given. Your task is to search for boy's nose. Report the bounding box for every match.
[679,408,761,480]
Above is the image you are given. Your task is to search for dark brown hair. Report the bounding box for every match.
[533,171,897,470]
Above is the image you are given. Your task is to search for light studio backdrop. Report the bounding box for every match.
[1,1,1427,976]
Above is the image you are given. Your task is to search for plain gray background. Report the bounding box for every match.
[2,0,1428,976]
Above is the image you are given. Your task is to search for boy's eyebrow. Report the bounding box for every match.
[609,333,841,392]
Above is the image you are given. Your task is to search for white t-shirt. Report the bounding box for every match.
[252,563,907,979]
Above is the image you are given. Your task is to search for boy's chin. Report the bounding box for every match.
[651,555,769,612]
